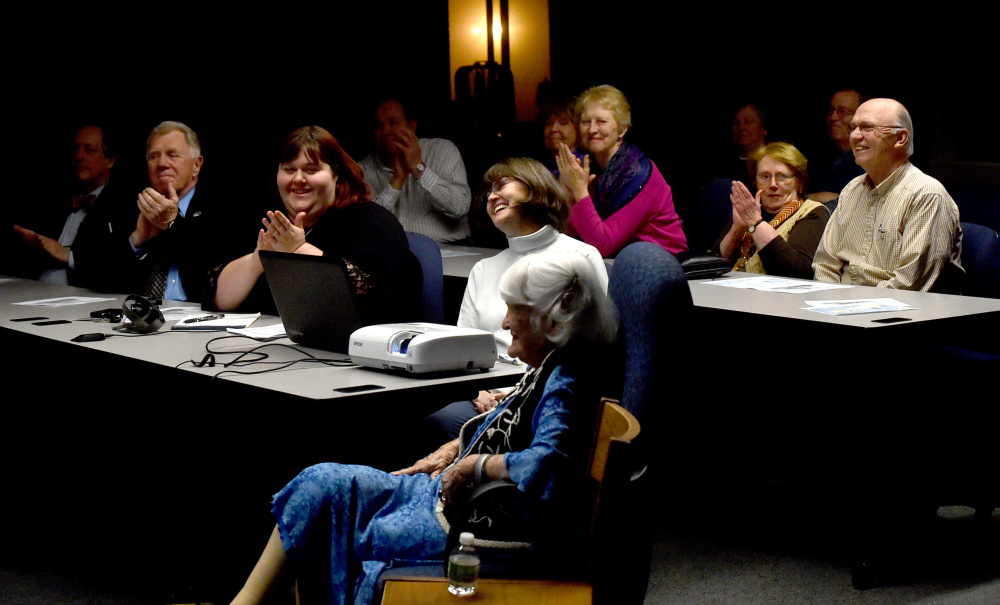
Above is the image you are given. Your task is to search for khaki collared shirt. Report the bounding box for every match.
[813,162,963,291]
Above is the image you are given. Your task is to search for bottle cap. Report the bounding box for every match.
[459,532,475,545]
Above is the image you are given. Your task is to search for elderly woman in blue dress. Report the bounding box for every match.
[230,250,618,605]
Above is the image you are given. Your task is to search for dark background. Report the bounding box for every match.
[2,4,997,599]
[9,4,998,240]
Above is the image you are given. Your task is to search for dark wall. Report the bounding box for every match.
[8,4,998,236]
[11,7,453,230]
[548,3,996,186]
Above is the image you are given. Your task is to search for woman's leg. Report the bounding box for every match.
[231,525,287,605]
[422,400,479,447]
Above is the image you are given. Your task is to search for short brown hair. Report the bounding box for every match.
[482,158,570,231]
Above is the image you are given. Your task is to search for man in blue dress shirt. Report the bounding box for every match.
[128,121,210,301]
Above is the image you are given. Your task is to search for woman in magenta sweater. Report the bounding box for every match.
[556,84,687,257]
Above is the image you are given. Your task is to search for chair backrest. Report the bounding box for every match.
[586,398,646,604]
[608,242,693,426]
[959,222,1000,299]
[405,232,445,323]
[683,178,736,253]
[587,398,640,529]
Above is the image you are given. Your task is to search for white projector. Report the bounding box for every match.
[348,323,498,373]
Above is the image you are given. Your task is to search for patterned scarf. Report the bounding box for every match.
[592,142,653,220]
[457,350,556,457]
[734,198,802,271]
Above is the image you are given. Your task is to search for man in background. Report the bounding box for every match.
[359,97,472,244]
[10,124,135,291]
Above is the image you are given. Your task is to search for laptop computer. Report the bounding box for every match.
[258,250,361,354]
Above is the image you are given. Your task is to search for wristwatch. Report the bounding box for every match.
[748,219,764,234]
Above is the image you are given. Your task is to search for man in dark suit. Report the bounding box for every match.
[128,120,217,302]
[9,124,135,291]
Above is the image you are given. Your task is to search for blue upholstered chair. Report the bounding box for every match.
[959,222,1000,299]
[683,178,735,254]
[607,242,693,426]
[601,242,692,605]
[405,232,445,323]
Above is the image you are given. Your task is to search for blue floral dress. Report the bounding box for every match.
[270,350,596,605]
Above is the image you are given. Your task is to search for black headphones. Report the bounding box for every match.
[118,294,165,334]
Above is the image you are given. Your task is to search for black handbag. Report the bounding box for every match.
[674,251,732,279]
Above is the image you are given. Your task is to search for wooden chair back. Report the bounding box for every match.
[587,398,640,531]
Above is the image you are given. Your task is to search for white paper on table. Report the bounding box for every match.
[801,298,915,316]
[160,307,204,321]
[228,323,287,340]
[12,296,116,307]
[706,276,852,294]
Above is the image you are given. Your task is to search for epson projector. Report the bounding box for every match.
[348,323,498,373]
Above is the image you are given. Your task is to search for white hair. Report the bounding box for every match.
[499,251,617,347]
[896,104,914,157]
[146,120,202,159]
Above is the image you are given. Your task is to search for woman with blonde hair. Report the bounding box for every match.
[715,142,830,278]
[556,84,687,257]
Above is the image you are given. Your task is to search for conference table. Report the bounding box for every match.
[0,276,524,404]
[687,271,1000,340]
[439,244,501,324]
[440,243,501,279]
[680,271,999,504]
[0,275,524,588]
[441,244,1000,344]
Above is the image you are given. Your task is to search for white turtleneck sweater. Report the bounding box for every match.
[457,225,609,353]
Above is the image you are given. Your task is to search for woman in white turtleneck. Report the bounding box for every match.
[459,157,608,352]
[422,157,608,443]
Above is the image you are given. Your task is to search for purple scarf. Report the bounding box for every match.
[593,142,653,220]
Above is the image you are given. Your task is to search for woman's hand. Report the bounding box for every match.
[392,439,460,479]
[439,454,477,505]
[472,390,504,414]
[556,143,593,203]
[261,210,307,253]
[250,227,271,268]
[730,181,763,228]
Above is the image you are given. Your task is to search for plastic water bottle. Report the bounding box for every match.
[447,532,480,596]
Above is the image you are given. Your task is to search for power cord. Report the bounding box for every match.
[176,335,355,380]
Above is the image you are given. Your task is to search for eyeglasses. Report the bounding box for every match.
[849,121,903,134]
[490,178,516,195]
[488,178,527,206]
[756,172,795,184]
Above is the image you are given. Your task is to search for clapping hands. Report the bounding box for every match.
[556,143,594,203]
[256,210,307,256]
[730,181,763,228]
